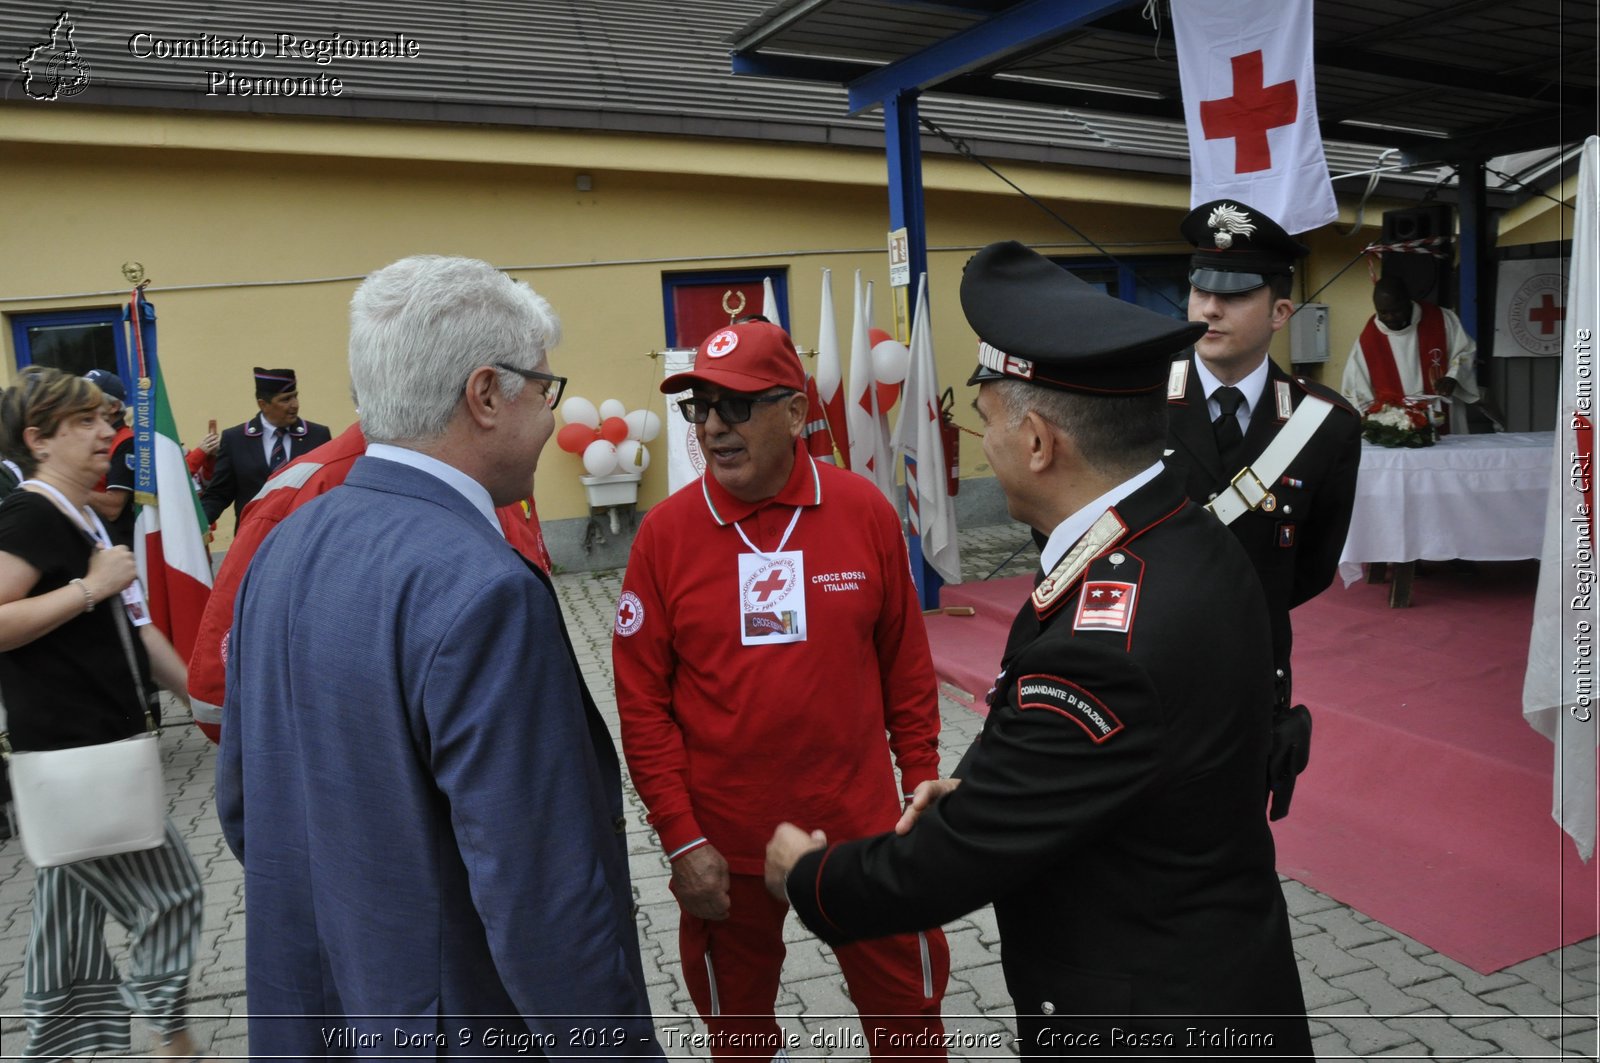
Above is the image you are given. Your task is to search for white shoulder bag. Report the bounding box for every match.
[3,597,165,867]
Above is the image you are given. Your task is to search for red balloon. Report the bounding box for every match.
[875,380,901,411]
[598,416,630,444]
[557,423,597,454]
[868,327,894,348]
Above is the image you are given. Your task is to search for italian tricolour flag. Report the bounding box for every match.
[127,289,213,661]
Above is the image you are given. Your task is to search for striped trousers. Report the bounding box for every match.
[22,818,204,1060]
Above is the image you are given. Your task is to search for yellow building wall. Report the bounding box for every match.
[1498,173,1580,248]
[1,107,1411,543]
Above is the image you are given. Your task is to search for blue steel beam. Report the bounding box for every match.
[845,0,1141,114]
[1457,158,1487,346]
[884,89,944,609]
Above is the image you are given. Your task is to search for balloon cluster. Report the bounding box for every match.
[868,328,910,410]
[556,397,662,477]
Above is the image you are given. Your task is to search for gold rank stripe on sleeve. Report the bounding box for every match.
[1032,509,1129,617]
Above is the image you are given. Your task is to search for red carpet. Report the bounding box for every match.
[925,562,1598,974]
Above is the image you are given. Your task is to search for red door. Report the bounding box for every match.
[670,280,768,348]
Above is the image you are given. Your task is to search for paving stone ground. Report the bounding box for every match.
[0,522,1593,1060]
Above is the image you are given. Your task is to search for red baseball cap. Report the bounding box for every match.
[661,320,805,395]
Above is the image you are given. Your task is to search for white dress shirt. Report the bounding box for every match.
[1039,461,1164,575]
[1192,354,1271,435]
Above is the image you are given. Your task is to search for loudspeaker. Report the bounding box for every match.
[1379,205,1455,306]
[1381,204,1455,244]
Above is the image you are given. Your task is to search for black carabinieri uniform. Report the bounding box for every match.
[202,414,332,530]
[787,468,1312,1058]
[1165,354,1361,682]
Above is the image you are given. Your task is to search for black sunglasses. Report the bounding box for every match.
[677,390,796,426]
[492,362,566,409]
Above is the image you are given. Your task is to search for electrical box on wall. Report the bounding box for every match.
[1290,303,1329,364]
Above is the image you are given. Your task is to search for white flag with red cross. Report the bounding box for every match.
[1172,0,1338,236]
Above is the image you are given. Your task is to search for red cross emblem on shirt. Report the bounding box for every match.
[751,569,788,603]
[615,590,645,637]
[1530,293,1566,335]
[1199,50,1298,174]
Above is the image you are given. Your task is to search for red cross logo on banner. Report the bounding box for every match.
[1199,50,1298,174]
[751,569,788,603]
[1530,293,1567,335]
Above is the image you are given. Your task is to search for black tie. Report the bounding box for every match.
[1212,386,1245,468]
[269,428,287,471]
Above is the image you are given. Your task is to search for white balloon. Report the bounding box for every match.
[598,398,628,422]
[625,409,663,442]
[616,440,651,473]
[582,439,619,477]
[561,396,600,429]
[872,339,911,385]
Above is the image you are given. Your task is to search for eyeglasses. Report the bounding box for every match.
[677,390,796,425]
[492,362,566,409]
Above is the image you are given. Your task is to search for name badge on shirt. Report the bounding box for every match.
[738,550,807,646]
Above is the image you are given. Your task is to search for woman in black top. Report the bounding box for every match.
[0,367,209,1061]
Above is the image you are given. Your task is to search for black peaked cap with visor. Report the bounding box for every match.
[1183,199,1309,295]
[962,240,1207,394]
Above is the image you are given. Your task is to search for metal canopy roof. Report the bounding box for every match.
[728,0,1597,175]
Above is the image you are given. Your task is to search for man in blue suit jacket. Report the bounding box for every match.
[217,255,661,1059]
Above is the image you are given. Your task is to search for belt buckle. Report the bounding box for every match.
[1229,465,1270,510]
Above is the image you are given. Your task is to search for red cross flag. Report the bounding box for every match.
[1173,0,1337,236]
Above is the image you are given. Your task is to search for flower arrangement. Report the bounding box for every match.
[1361,402,1435,448]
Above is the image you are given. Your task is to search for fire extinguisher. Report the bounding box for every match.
[939,387,960,497]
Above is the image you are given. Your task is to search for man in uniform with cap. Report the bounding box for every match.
[766,242,1311,1058]
[1166,201,1362,819]
[613,318,950,1059]
[201,367,332,531]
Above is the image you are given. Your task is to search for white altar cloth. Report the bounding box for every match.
[1337,431,1554,586]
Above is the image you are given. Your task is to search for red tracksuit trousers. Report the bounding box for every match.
[678,874,951,1060]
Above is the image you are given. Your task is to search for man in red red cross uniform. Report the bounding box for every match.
[1341,274,1480,434]
[613,319,949,1059]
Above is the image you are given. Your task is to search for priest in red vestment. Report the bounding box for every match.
[1341,275,1481,434]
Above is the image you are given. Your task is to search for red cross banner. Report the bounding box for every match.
[1172,0,1338,236]
[1495,257,1568,357]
